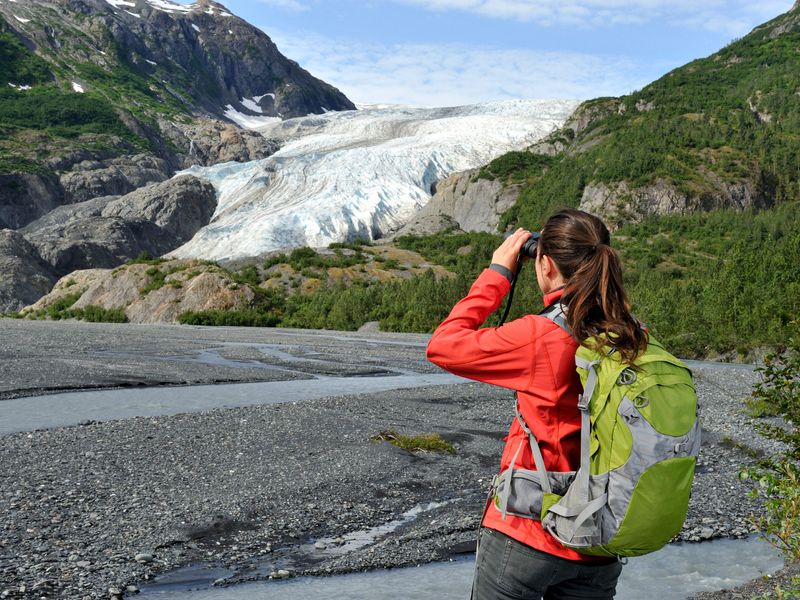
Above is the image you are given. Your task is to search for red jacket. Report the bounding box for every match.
[427,267,596,561]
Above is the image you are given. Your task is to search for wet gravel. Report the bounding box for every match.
[0,320,790,599]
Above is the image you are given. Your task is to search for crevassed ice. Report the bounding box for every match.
[169,100,579,262]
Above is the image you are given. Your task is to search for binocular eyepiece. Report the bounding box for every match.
[505,230,540,260]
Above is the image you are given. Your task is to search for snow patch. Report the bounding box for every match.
[240,97,264,114]
[171,99,580,261]
[223,105,281,129]
[13,15,30,23]
[8,83,32,91]
[104,0,135,8]
[124,9,141,17]
[146,0,192,13]
[71,82,85,93]
[145,59,157,66]
[191,23,200,32]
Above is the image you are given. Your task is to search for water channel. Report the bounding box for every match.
[136,535,783,599]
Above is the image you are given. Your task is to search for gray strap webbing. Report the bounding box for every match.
[515,399,552,494]
[547,493,607,543]
[497,437,526,520]
[538,302,570,333]
[573,357,599,505]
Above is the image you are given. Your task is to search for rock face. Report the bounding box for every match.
[22,175,217,276]
[0,173,65,230]
[391,169,522,237]
[578,177,770,228]
[25,260,255,324]
[0,230,57,312]
[0,0,355,121]
[159,119,281,166]
[59,154,173,204]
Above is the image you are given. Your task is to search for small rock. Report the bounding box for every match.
[126,584,140,594]
[134,553,154,564]
[314,541,327,550]
[109,586,122,597]
[76,561,91,568]
[270,569,291,579]
[700,527,714,540]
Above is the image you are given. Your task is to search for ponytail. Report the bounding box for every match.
[539,209,647,364]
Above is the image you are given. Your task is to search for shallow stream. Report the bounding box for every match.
[137,536,783,599]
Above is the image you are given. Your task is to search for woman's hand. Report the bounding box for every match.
[491,228,532,272]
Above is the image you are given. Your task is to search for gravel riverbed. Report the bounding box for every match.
[0,320,789,599]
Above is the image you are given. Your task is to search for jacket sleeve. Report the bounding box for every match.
[426,268,537,390]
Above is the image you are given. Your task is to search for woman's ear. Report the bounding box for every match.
[541,255,565,286]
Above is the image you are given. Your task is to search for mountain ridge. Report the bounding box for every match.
[0,0,354,229]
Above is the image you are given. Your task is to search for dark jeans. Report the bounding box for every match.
[471,528,623,600]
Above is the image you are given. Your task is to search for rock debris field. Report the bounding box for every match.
[0,319,786,599]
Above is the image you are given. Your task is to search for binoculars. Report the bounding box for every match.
[505,230,540,260]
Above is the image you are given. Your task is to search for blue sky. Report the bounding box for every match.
[216,0,795,106]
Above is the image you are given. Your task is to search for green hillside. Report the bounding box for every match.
[493,6,800,229]
[0,17,157,175]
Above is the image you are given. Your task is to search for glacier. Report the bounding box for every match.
[169,99,580,262]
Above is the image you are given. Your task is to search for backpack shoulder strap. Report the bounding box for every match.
[539,301,570,334]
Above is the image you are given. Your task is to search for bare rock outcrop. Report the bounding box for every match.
[59,154,174,204]
[579,177,770,227]
[391,169,522,237]
[24,261,255,324]
[0,172,65,230]
[160,119,281,167]
[0,230,57,312]
[22,175,217,276]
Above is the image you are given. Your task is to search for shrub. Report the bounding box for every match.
[370,430,456,454]
[740,320,800,561]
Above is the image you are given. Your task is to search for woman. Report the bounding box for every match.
[426,209,647,599]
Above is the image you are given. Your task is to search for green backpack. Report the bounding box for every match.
[491,303,701,557]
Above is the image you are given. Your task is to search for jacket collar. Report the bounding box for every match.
[543,286,566,308]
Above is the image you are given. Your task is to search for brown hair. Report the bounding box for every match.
[539,208,647,363]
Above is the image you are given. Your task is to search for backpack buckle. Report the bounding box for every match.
[618,368,637,385]
[577,393,589,411]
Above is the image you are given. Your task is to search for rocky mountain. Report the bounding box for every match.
[409,2,800,233]
[0,0,354,226]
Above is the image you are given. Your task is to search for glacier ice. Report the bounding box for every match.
[169,99,580,262]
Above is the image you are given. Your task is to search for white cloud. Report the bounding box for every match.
[253,0,308,11]
[390,0,795,34]
[268,29,666,106]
